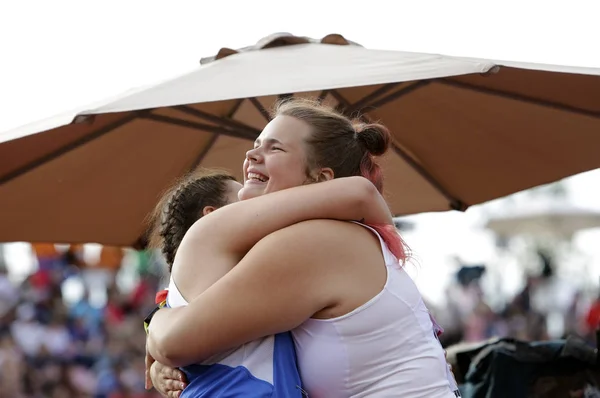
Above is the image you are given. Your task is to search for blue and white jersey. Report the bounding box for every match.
[180,333,304,398]
[167,279,305,398]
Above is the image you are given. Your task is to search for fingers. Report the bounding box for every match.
[162,378,185,398]
[165,368,187,384]
[145,363,154,390]
[150,362,187,397]
[145,351,156,390]
[167,390,182,398]
[145,368,153,390]
[165,379,187,392]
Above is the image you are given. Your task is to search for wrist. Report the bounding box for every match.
[144,301,167,334]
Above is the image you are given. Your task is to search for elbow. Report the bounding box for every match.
[147,307,216,368]
[350,176,379,214]
[148,326,205,368]
[147,321,215,368]
[148,330,185,368]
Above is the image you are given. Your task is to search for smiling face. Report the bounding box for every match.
[238,115,314,201]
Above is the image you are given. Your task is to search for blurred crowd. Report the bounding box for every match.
[0,243,164,398]
[433,254,600,348]
[1,243,599,397]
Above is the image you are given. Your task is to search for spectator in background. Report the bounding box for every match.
[0,329,25,397]
[99,246,125,286]
[0,259,18,321]
[585,291,600,336]
[80,245,125,301]
[31,243,60,271]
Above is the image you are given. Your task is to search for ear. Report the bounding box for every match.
[317,168,334,182]
[202,206,217,216]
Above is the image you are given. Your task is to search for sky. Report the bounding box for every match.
[1,0,600,305]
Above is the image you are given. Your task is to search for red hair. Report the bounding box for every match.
[367,223,409,264]
[359,152,384,194]
[359,153,409,264]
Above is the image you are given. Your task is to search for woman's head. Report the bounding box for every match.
[147,169,241,271]
[239,98,391,201]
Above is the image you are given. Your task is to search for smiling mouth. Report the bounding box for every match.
[247,172,269,183]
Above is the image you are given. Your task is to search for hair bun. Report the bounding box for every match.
[355,122,391,156]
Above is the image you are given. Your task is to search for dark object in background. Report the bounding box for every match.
[393,219,414,232]
[537,250,555,279]
[456,335,600,397]
[456,265,486,287]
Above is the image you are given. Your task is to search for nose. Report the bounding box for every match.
[246,147,262,163]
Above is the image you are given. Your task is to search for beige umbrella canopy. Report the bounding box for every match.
[1,32,599,247]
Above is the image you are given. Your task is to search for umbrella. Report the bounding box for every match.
[485,202,600,239]
[1,32,600,247]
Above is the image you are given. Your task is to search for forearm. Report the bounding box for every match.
[147,304,254,368]
[193,176,393,255]
[147,308,192,367]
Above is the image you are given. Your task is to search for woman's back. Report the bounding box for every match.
[292,223,458,398]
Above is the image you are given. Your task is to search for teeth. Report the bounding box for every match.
[248,172,267,182]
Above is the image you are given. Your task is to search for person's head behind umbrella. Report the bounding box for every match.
[146,169,242,272]
[238,97,390,201]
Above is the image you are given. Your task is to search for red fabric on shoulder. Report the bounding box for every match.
[155,289,168,305]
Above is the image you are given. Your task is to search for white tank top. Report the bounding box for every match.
[291,223,459,398]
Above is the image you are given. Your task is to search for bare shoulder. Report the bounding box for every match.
[256,220,387,318]
[255,220,380,267]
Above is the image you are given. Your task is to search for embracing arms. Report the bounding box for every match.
[147,220,355,367]
[185,176,392,257]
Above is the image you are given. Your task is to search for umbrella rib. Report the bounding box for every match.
[174,105,262,137]
[317,90,329,102]
[440,79,600,119]
[140,113,256,141]
[228,98,245,119]
[248,98,271,121]
[391,143,467,211]
[347,83,401,113]
[329,89,351,108]
[0,113,138,186]
[362,81,432,111]
[329,90,356,118]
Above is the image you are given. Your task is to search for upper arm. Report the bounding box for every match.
[148,220,344,367]
[187,176,392,256]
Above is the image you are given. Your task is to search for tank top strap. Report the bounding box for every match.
[166,276,188,308]
[350,221,399,266]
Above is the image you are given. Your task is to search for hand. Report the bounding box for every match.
[149,360,188,398]
[444,349,460,386]
[444,350,454,372]
[145,349,155,391]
